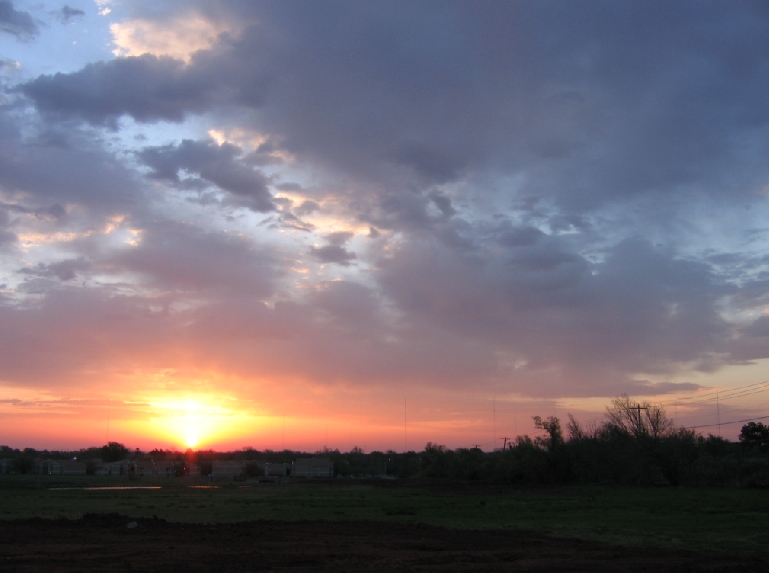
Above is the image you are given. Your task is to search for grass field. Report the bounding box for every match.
[1,475,768,552]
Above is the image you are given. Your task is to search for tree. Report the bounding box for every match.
[101,442,129,462]
[605,395,673,439]
[532,416,564,451]
[738,422,769,450]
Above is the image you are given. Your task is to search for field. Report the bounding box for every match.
[1,476,768,571]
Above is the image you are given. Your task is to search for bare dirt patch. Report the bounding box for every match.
[0,514,766,572]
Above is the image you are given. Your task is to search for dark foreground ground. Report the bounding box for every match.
[1,514,767,573]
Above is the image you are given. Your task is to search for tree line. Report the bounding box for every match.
[3,396,769,486]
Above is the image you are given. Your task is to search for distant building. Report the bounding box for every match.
[32,459,58,475]
[293,457,334,478]
[59,460,87,475]
[0,458,14,474]
[260,462,289,477]
[211,460,245,479]
[95,461,128,476]
[33,459,86,475]
[154,460,177,477]
[186,463,201,477]
[133,460,155,477]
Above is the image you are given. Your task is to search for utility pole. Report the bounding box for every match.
[717,393,721,437]
[501,436,510,450]
[632,403,648,436]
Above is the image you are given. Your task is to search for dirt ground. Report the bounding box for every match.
[0,514,767,572]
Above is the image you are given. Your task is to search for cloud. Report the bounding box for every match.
[0,206,16,246]
[0,0,37,39]
[0,58,20,72]
[5,0,769,430]
[55,5,85,24]
[21,54,226,127]
[137,138,274,212]
[110,14,232,63]
[0,113,141,214]
[19,258,90,281]
[375,233,735,395]
[309,246,356,267]
[19,2,769,218]
[309,232,356,266]
[110,221,278,296]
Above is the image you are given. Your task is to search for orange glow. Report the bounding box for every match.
[144,398,236,449]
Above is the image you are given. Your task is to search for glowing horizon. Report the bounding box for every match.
[1,2,768,450]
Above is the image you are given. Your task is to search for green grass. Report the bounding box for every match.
[1,475,768,552]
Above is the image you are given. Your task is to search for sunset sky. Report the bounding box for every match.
[1,0,769,451]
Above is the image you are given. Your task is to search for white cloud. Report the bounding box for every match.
[110,14,230,63]
[95,0,111,16]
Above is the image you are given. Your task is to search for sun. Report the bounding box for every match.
[185,434,199,448]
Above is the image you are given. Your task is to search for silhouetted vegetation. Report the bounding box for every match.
[404,397,769,487]
[3,398,769,486]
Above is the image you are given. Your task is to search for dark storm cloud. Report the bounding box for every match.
[0,0,37,39]
[138,139,274,212]
[21,55,225,127]
[20,1,769,214]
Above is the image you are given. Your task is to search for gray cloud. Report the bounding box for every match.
[20,2,769,217]
[0,113,142,215]
[0,207,16,246]
[138,138,274,212]
[55,5,85,24]
[308,231,356,266]
[22,55,226,127]
[3,1,769,408]
[111,221,277,296]
[309,245,356,267]
[19,258,91,281]
[0,0,37,39]
[376,232,734,395]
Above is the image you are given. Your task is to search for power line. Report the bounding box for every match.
[684,413,769,430]
[658,380,769,405]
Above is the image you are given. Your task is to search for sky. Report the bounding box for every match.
[1,0,769,452]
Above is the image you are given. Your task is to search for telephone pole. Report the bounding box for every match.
[404,399,407,452]
[501,436,510,450]
[493,399,496,451]
[717,393,721,437]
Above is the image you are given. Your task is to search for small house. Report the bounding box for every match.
[293,457,334,478]
[154,460,177,477]
[0,459,14,474]
[211,460,245,479]
[59,460,87,475]
[133,460,155,477]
